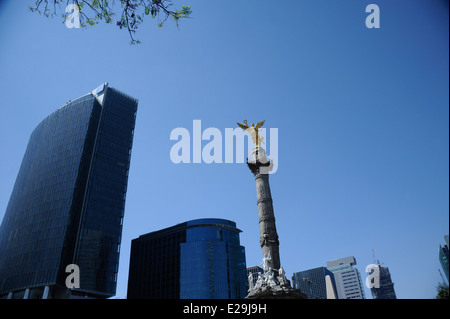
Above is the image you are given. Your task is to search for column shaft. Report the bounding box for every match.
[254,170,280,271]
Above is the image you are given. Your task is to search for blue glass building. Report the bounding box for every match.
[439,236,449,282]
[292,267,337,299]
[0,83,138,299]
[127,218,248,299]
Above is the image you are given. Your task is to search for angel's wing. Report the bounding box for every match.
[255,120,265,129]
[237,122,249,130]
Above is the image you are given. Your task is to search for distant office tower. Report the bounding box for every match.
[127,218,248,299]
[369,264,397,299]
[327,256,365,299]
[439,235,449,282]
[291,267,337,299]
[0,83,138,299]
[247,266,263,288]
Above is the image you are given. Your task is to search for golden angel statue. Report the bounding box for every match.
[237,120,265,146]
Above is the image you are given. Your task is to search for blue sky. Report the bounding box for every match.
[0,0,448,299]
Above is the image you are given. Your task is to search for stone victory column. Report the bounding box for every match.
[237,120,305,299]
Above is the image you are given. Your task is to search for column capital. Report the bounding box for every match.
[247,146,273,175]
[247,159,273,176]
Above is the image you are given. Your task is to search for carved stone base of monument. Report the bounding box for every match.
[246,262,306,299]
[247,288,306,299]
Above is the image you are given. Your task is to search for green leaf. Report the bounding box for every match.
[151,7,157,18]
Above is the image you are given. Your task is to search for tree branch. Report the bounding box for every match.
[29,0,191,44]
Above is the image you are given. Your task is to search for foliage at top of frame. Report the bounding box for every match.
[29,0,192,44]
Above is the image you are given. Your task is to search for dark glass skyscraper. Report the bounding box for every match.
[369,265,397,299]
[439,236,449,282]
[127,218,248,299]
[0,83,138,299]
[292,267,336,299]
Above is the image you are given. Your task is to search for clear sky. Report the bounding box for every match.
[0,0,448,299]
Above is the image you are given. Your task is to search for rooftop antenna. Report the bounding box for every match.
[372,249,383,267]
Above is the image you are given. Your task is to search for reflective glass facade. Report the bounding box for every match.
[0,84,138,298]
[369,265,397,299]
[292,267,336,299]
[439,244,449,282]
[127,218,248,299]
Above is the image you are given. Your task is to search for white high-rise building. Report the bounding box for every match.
[326,256,365,299]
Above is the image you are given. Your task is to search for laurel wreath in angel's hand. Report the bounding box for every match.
[237,120,265,146]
